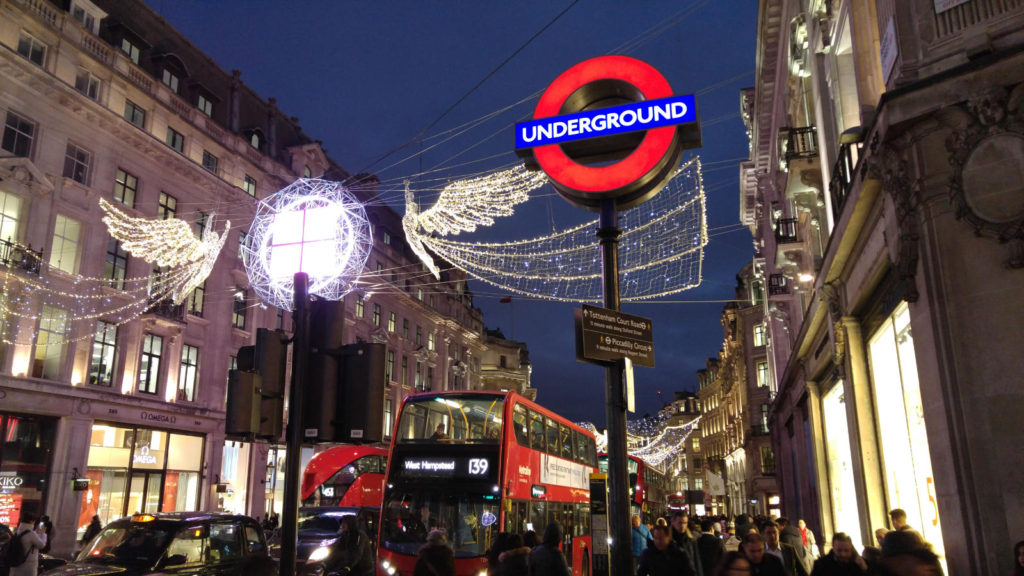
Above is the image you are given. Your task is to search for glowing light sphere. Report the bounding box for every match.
[243,178,372,310]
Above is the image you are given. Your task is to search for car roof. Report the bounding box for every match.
[299,506,370,516]
[108,512,256,524]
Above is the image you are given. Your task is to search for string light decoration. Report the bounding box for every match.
[404,165,546,278]
[242,178,372,310]
[101,198,229,304]
[404,158,707,302]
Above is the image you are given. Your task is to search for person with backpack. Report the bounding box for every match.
[7,513,46,576]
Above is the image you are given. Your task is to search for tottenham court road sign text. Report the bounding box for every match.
[515,95,697,150]
[576,304,654,368]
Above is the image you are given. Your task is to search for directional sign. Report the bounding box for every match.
[575,304,654,368]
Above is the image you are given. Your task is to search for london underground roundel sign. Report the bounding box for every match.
[515,55,701,210]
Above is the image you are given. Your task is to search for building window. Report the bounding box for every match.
[355,297,364,318]
[428,332,436,351]
[138,333,163,394]
[75,68,100,100]
[384,398,393,437]
[414,361,424,390]
[197,94,213,117]
[161,69,180,93]
[249,130,262,150]
[0,190,22,244]
[243,175,257,197]
[124,100,145,128]
[32,306,67,379]
[427,367,434,390]
[158,192,177,220]
[105,239,128,290]
[2,111,35,158]
[120,38,140,64]
[166,127,184,153]
[178,345,199,402]
[71,3,100,33]
[500,355,507,368]
[187,281,205,317]
[49,214,81,274]
[237,231,249,260]
[416,287,424,301]
[372,304,381,327]
[385,350,394,383]
[202,150,218,174]
[756,361,769,388]
[89,321,117,386]
[415,326,422,346]
[694,478,703,491]
[760,446,776,475]
[17,33,46,67]
[402,319,409,339]
[303,165,311,178]
[194,212,209,238]
[753,323,766,347]
[63,143,91,185]
[692,437,700,452]
[113,168,137,207]
[401,356,408,386]
[383,231,391,245]
[387,312,396,332]
[233,289,247,329]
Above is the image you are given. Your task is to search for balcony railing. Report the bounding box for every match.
[779,126,818,165]
[768,273,789,296]
[830,139,860,220]
[0,239,43,275]
[146,298,186,323]
[774,217,799,244]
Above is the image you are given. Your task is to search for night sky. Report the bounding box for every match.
[151,1,758,424]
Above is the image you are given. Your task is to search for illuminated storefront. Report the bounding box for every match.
[0,413,55,527]
[821,382,862,551]
[217,440,251,514]
[78,424,203,535]
[868,302,945,563]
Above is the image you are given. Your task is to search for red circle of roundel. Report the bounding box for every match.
[533,55,676,194]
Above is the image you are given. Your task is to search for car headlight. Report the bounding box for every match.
[308,546,331,562]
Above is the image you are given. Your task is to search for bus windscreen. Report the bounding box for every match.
[394,395,504,443]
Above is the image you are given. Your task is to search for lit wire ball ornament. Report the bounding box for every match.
[242,178,372,311]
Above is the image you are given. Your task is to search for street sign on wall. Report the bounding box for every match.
[575,304,654,367]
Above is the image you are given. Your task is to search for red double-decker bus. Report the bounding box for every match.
[301,445,388,507]
[597,454,667,525]
[377,391,598,576]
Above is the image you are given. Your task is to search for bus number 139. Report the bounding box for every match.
[468,458,489,475]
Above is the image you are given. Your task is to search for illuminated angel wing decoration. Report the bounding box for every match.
[404,166,548,278]
[100,198,230,304]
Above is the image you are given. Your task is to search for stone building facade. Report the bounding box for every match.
[743,0,1024,572]
[0,0,527,557]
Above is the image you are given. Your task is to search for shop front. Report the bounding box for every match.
[820,379,863,551]
[77,423,203,537]
[0,412,56,528]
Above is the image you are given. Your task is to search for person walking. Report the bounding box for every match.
[497,533,530,576]
[697,518,725,576]
[740,532,786,576]
[712,551,752,576]
[529,522,570,576]
[80,515,103,551]
[763,524,808,576]
[336,515,374,576]
[670,511,703,575]
[888,509,920,538]
[777,518,812,574]
[414,530,455,576]
[632,515,653,568]
[797,519,818,559]
[809,533,868,576]
[9,513,47,576]
[637,523,697,576]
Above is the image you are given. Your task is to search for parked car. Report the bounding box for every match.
[41,513,275,576]
[268,507,378,576]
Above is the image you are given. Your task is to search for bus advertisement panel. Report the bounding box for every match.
[378,391,597,576]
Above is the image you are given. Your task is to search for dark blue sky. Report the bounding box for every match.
[152,1,758,423]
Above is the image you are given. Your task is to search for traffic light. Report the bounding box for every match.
[337,342,386,443]
[302,300,346,442]
[225,370,260,436]
[225,328,290,440]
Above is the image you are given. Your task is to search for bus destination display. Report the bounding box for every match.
[397,455,495,480]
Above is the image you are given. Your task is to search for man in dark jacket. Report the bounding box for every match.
[809,533,868,576]
[528,522,570,576]
[696,518,724,576]
[741,532,787,576]
[669,511,702,575]
[777,517,812,574]
[414,530,455,576]
[764,524,809,576]
[638,524,697,576]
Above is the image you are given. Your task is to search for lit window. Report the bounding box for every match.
[249,130,262,150]
[243,175,257,197]
[138,333,163,394]
[2,111,35,158]
[385,349,394,383]
[33,306,67,379]
[161,68,180,93]
[63,143,91,184]
[388,312,396,332]
[75,68,99,100]
[753,323,766,347]
[120,38,140,64]
[202,150,218,174]
[756,361,770,388]
[17,33,46,67]
[238,231,249,260]
[89,321,117,386]
[197,94,213,117]
[383,231,391,245]
[233,289,247,329]
[158,192,177,220]
[49,214,81,274]
[303,165,311,178]
[124,100,146,128]
[414,361,423,389]
[384,398,393,437]
[372,304,381,327]
[178,345,199,402]
[355,297,364,318]
[187,281,205,317]
[428,332,435,351]
[105,239,128,290]
[166,127,184,153]
[0,190,21,244]
[113,168,137,207]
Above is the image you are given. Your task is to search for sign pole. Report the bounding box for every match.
[280,272,309,576]
[598,198,632,576]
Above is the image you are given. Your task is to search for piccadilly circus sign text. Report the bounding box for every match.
[515,55,701,210]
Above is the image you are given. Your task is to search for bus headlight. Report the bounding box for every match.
[308,546,331,562]
[381,560,397,575]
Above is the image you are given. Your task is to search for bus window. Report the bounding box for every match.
[529,500,547,532]
[559,424,574,460]
[529,410,545,451]
[396,396,504,443]
[545,418,559,456]
[585,437,597,466]
[575,430,588,464]
[398,403,428,439]
[513,404,529,446]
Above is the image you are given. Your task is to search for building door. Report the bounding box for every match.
[127,471,163,515]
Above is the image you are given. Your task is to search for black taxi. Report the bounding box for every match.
[43,513,275,576]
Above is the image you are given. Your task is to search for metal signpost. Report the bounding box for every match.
[280,272,310,576]
[516,55,701,576]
